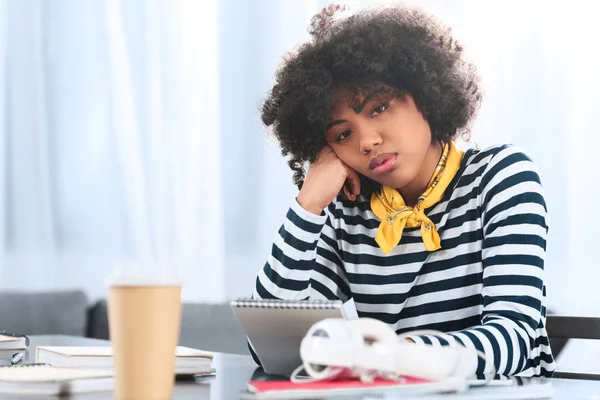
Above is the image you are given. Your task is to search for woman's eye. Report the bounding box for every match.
[372,102,389,117]
[336,130,352,142]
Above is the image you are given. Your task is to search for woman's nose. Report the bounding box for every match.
[359,130,383,155]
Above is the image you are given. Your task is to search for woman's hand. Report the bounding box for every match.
[296,146,361,215]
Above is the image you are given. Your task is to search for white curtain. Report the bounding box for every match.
[0,0,223,302]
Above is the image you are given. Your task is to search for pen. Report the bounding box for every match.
[10,352,25,365]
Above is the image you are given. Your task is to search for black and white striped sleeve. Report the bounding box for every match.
[405,146,550,377]
[253,199,352,302]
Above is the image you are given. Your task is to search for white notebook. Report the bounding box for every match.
[0,364,113,395]
[35,346,213,375]
[231,298,356,375]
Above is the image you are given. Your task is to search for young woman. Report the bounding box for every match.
[253,4,554,377]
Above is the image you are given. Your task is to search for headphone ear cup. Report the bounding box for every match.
[299,318,357,378]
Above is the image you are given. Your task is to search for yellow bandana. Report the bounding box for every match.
[370,142,464,254]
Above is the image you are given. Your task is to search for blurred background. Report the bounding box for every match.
[0,0,598,348]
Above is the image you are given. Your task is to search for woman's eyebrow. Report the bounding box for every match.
[326,119,346,130]
[325,89,388,130]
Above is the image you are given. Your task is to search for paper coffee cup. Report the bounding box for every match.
[107,263,182,400]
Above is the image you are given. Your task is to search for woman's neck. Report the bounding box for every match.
[398,141,443,207]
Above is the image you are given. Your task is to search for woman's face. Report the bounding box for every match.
[325,89,439,194]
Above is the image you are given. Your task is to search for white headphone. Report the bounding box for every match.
[292,317,484,383]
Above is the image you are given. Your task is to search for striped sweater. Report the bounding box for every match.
[254,144,555,377]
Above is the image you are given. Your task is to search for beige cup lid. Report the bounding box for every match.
[106,263,182,286]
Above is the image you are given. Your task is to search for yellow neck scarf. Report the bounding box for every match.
[370,142,464,254]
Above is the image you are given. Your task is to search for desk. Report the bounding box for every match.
[8,335,600,399]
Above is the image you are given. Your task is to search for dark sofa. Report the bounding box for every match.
[0,290,249,355]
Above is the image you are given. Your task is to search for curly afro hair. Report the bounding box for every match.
[261,4,482,192]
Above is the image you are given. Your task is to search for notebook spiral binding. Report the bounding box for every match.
[0,330,29,347]
[0,363,49,369]
[231,298,343,309]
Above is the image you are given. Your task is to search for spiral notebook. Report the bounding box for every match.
[231,298,357,375]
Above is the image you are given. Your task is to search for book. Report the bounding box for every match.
[230,298,357,375]
[244,376,466,399]
[0,364,113,395]
[35,346,213,375]
[0,332,28,350]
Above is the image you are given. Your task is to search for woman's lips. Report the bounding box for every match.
[369,153,398,173]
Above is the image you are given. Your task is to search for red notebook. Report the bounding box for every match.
[246,376,466,399]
